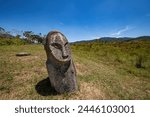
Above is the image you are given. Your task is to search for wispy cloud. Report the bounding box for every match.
[146,13,150,17]
[50,20,64,27]
[91,36,101,39]
[111,25,132,37]
[58,22,64,25]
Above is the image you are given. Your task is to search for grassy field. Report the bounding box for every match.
[0,40,150,99]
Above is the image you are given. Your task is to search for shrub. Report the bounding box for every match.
[0,38,29,46]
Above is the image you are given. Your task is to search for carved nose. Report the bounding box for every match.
[63,55,68,59]
[62,47,68,59]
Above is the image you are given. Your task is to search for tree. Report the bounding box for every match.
[32,35,43,43]
[23,31,33,43]
[23,31,43,43]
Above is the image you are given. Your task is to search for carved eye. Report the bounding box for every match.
[65,42,68,46]
[51,43,62,49]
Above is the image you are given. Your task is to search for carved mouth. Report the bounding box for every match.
[62,55,68,59]
[51,54,71,64]
[58,57,71,63]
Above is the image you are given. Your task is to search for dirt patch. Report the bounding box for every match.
[75,63,91,76]
[70,81,106,99]
[15,55,39,63]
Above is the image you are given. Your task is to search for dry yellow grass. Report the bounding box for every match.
[69,81,106,100]
[0,44,149,100]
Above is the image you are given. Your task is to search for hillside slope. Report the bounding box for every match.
[0,39,150,99]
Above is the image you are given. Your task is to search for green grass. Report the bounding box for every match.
[0,38,28,45]
[0,40,150,99]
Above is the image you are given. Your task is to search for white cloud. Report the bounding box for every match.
[111,26,130,37]
[111,26,129,36]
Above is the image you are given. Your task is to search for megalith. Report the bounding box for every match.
[44,31,78,93]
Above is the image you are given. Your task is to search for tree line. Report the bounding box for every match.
[0,27,45,44]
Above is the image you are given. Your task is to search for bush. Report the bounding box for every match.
[0,38,29,46]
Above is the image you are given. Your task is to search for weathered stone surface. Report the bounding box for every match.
[44,31,78,93]
[16,52,31,56]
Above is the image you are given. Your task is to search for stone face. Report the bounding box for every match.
[44,31,78,93]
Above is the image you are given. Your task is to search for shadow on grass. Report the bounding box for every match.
[35,77,58,96]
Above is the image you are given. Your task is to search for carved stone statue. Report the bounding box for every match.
[44,31,78,93]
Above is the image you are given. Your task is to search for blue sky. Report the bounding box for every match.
[0,0,150,42]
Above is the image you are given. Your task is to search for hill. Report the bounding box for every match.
[72,36,150,44]
[0,27,14,38]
